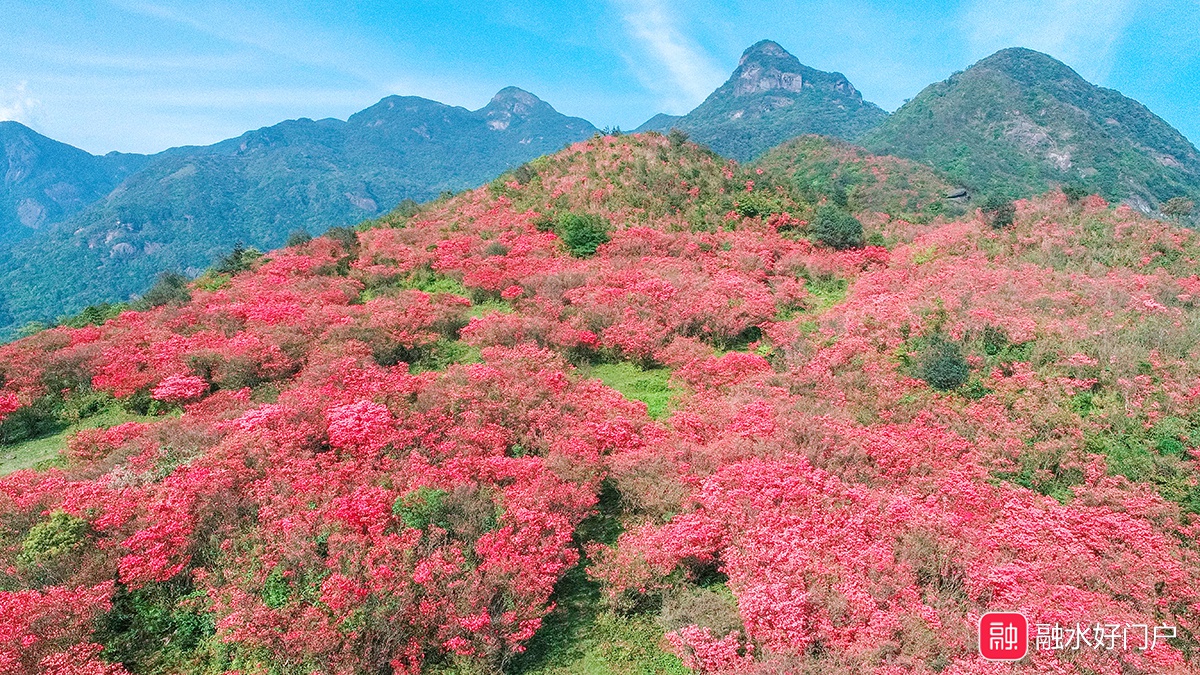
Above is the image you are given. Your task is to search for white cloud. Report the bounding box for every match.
[0,81,41,125]
[107,0,383,86]
[961,0,1138,80]
[617,0,726,113]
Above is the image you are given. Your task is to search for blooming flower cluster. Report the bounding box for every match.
[0,134,1198,673]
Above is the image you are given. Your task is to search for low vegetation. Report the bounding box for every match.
[0,133,1198,674]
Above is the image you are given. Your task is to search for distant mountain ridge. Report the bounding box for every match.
[636,40,889,160]
[0,87,596,335]
[861,48,1200,207]
[4,41,1200,338]
[0,122,147,244]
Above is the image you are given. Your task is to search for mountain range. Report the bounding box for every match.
[1,40,1198,337]
[0,88,596,334]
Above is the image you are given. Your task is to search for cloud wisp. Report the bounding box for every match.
[960,0,1138,80]
[0,81,41,125]
[618,0,726,113]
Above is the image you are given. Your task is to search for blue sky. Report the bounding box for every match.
[1,0,1197,155]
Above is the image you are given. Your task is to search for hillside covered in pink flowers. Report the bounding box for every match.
[1,132,1199,674]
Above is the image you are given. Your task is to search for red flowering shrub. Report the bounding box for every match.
[1,135,1200,673]
[0,584,126,675]
[150,374,208,403]
[0,392,18,423]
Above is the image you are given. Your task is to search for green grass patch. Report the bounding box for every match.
[1086,429,1200,513]
[408,339,483,373]
[584,363,675,421]
[0,405,160,475]
[360,267,473,303]
[513,605,689,675]
[506,484,689,675]
[467,299,514,319]
[804,275,849,314]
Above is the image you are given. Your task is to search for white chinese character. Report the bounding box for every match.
[989,621,1019,651]
[1093,623,1121,650]
[1125,624,1149,650]
[1150,625,1177,651]
[1071,623,1096,650]
[1035,624,1064,651]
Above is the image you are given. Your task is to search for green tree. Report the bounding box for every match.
[137,272,191,309]
[811,205,864,250]
[286,229,312,247]
[981,194,1016,229]
[919,339,970,391]
[213,243,262,275]
[558,212,611,258]
[1162,196,1194,221]
[1062,185,1089,204]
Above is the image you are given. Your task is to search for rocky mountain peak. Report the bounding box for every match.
[738,39,791,66]
[481,87,557,131]
[731,40,807,96]
[485,87,548,116]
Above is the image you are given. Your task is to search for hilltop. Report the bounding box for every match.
[636,40,888,161]
[862,47,1200,208]
[0,133,1198,673]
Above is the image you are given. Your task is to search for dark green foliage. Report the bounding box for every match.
[393,198,422,217]
[862,47,1200,208]
[557,212,611,258]
[213,243,262,276]
[980,324,1009,356]
[137,272,192,309]
[510,163,539,186]
[1081,415,1200,513]
[57,302,129,329]
[1163,196,1195,220]
[668,128,690,149]
[323,227,360,256]
[97,580,215,672]
[811,205,864,250]
[734,192,789,219]
[1062,185,1089,203]
[919,339,971,391]
[261,566,291,609]
[286,229,312,247]
[0,396,65,445]
[981,194,1016,229]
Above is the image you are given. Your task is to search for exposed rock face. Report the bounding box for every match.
[734,62,804,96]
[483,87,558,132]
